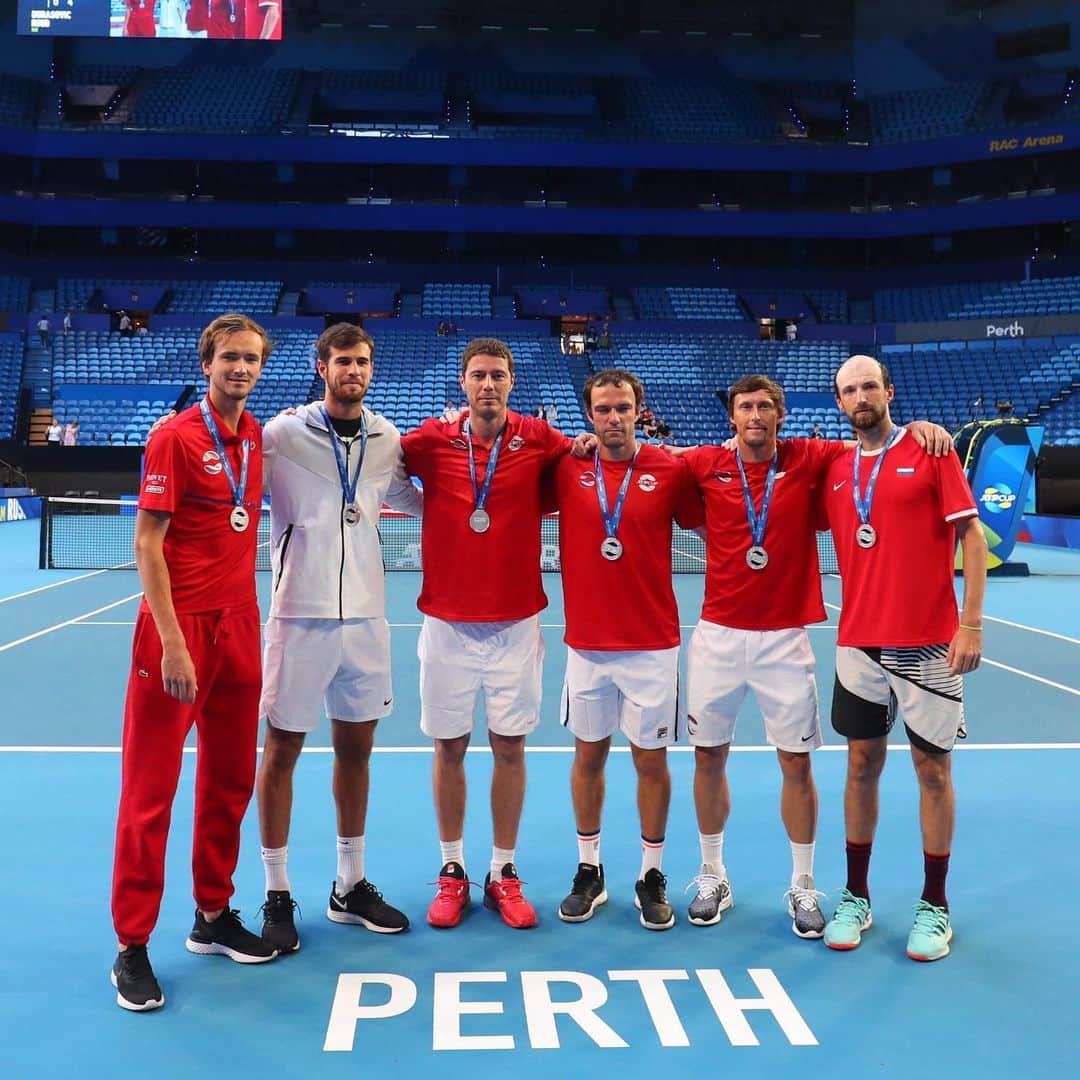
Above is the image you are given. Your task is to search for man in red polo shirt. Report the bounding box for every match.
[187,0,238,38]
[822,354,985,963]
[110,314,278,1012]
[552,369,703,931]
[243,0,281,38]
[401,338,570,931]
[124,1,157,37]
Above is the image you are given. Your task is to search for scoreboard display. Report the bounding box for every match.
[18,1,283,39]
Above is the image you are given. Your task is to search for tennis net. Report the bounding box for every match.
[39,496,839,574]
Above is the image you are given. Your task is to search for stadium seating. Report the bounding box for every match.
[0,275,31,313]
[870,81,988,143]
[0,332,24,440]
[0,74,39,128]
[420,283,492,319]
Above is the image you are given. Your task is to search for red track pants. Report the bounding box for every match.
[111,604,261,946]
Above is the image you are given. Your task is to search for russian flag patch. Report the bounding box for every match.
[896,467,915,475]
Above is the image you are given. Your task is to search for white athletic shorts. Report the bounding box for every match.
[260,616,393,733]
[418,614,543,740]
[832,644,965,754]
[687,620,822,752]
[560,646,680,750]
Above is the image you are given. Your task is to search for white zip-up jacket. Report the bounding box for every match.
[264,402,423,620]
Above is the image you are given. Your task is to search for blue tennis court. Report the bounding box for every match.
[1,517,1077,1078]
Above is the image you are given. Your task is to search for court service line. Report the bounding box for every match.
[0,593,143,653]
[823,600,1079,695]
[3,743,1079,754]
[70,620,841,631]
[983,614,1080,646]
[0,568,115,605]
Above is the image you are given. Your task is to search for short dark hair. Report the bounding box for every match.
[461,337,515,377]
[198,313,272,370]
[835,356,892,394]
[582,368,645,415]
[315,322,374,366]
[727,373,786,419]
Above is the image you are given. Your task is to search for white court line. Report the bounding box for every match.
[3,743,1079,754]
[0,568,116,605]
[70,620,841,631]
[983,614,1080,646]
[823,600,1079,695]
[0,593,143,653]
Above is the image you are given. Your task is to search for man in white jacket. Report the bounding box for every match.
[256,323,423,952]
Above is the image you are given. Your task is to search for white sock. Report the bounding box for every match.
[440,839,465,871]
[577,829,601,867]
[790,841,816,887]
[639,836,665,878]
[699,831,725,878]
[490,845,515,878]
[336,835,365,895]
[261,845,290,893]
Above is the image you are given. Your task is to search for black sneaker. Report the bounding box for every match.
[558,863,608,923]
[260,890,301,953]
[634,868,676,931]
[111,945,164,1012]
[328,879,410,934]
[186,908,279,963]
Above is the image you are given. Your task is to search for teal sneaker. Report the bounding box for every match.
[823,888,872,950]
[906,899,952,962]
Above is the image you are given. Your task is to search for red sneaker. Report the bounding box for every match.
[427,862,471,928]
[484,864,538,929]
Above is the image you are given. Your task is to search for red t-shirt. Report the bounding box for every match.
[684,438,847,631]
[138,398,262,615]
[187,1,237,38]
[401,410,569,622]
[823,429,978,647]
[243,0,281,38]
[553,445,704,651]
[125,2,156,37]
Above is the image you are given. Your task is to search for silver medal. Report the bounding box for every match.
[600,537,623,561]
[343,505,361,527]
[746,545,769,570]
[856,523,877,549]
[469,508,491,533]
[230,505,250,533]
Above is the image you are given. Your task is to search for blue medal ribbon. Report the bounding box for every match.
[593,447,638,541]
[199,397,250,511]
[852,425,901,526]
[320,406,368,509]
[463,417,506,514]
[735,450,777,550]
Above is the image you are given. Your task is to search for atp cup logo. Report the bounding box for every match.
[980,483,1016,514]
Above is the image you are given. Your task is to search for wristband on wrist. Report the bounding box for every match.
[958,623,982,632]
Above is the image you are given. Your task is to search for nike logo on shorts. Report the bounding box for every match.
[384,698,393,706]
[832,481,846,491]
[801,731,817,742]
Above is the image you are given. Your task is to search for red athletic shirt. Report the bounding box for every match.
[124,2,156,37]
[823,429,978,647]
[684,438,847,631]
[243,0,281,38]
[137,398,262,615]
[553,445,704,651]
[187,0,237,38]
[401,410,569,622]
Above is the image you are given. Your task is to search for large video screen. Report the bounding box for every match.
[18,1,283,39]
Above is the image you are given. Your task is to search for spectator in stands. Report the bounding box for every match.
[137,323,150,337]
[545,402,560,426]
[811,423,823,439]
[119,311,133,336]
[637,404,655,431]
[534,404,546,420]
[46,419,62,448]
[599,321,612,349]
[37,315,50,349]
[63,311,73,334]
[785,321,798,342]
[62,420,80,447]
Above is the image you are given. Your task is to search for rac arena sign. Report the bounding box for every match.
[988,133,1065,153]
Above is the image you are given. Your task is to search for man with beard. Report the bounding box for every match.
[255,323,423,952]
[822,354,986,963]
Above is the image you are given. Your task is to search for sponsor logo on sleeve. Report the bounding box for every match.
[143,473,168,495]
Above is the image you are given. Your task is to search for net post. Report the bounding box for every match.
[38,497,51,570]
